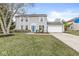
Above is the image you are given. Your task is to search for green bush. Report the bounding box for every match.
[14,30,31,33]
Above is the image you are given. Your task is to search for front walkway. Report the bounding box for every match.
[50,32,79,52]
[25,33,51,35]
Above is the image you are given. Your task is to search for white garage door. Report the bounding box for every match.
[48,25,63,32]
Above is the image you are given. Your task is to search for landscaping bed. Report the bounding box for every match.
[0,34,15,37]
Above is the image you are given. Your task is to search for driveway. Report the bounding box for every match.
[50,32,79,52]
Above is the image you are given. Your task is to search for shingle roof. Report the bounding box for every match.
[15,14,47,17]
[47,22,63,25]
[67,19,73,22]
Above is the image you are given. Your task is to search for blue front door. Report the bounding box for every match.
[31,26,36,32]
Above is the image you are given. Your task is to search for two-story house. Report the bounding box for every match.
[15,14,48,32]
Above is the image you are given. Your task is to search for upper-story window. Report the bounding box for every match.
[26,19,28,22]
[21,18,23,22]
[40,17,43,22]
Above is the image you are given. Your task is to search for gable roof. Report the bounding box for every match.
[67,19,73,22]
[47,22,63,25]
[15,14,47,17]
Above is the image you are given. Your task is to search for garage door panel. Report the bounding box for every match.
[48,25,63,32]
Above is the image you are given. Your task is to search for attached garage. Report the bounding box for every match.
[48,22,64,32]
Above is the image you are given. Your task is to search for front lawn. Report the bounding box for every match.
[0,33,79,56]
[65,30,79,36]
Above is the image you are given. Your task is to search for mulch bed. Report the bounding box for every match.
[35,32,49,34]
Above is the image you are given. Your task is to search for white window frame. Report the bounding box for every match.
[39,17,44,22]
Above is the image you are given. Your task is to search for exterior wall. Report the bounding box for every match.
[15,16,47,32]
[70,23,79,30]
[15,17,30,30]
[62,25,64,32]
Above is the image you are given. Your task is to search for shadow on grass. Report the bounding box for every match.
[0,34,15,37]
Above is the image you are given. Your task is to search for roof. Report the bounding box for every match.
[47,22,63,25]
[15,14,47,17]
[67,19,73,22]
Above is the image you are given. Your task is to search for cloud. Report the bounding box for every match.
[48,10,79,22]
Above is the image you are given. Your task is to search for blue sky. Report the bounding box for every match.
[25,3,79,21]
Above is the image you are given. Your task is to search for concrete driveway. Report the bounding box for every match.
[50,32,79,52]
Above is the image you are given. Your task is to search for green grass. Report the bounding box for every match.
[65,30,79,36]
[0,33,79,56]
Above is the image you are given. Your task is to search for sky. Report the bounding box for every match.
[25,3,79,22]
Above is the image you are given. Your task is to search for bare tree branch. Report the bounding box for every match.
[0,3,33,34]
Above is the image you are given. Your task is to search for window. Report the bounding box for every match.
[26,19,28,22]
[40,17,43,22]
[26,25,28,30]
[21,18,23,22]
[21,25,23,30]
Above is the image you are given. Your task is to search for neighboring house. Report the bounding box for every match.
[68,17,79,30]
[48,22,64,32]
[15,14,48,32]
[70,22,79,30]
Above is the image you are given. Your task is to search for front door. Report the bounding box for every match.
[31,26,36,32]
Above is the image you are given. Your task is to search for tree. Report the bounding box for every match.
[55,18,61,22]
[0,3,32,35]
[63,22,73,31]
